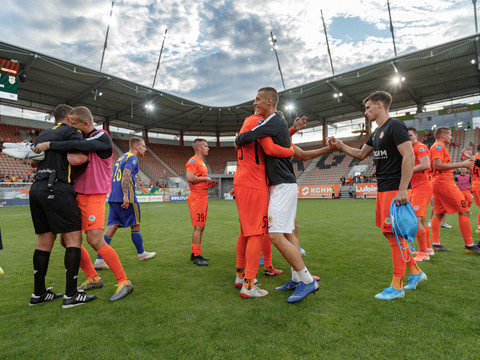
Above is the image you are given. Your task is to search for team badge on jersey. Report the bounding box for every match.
[379,131,384,139]
[435,145,442,150]
[258,120,264,125]
[131,158,138,166]
[384,217,391,225]
[189,159,195,164]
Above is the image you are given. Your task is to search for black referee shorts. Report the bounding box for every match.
[29,180,82,235]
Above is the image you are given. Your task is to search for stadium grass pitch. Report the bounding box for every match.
[0,199,479,359]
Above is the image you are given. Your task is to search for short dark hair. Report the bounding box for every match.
[129,136,144,150]
[434,126,451,139]
[258,87,279,108]
[193,138,207,150]
[53,104,73,122]
[407,127,417,135]
[363,91,392,109]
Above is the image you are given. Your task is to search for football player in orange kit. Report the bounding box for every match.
[467,145,480,234]
[234,113,296,297]
[407,127,434,261]
[429,127,480,254]
[186,139,218,266]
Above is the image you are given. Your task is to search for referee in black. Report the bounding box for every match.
[29,104,96,308]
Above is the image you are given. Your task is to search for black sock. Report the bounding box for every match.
[64,247,81,297]
[33,249,51,296]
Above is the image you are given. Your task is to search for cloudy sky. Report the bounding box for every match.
[0,0,476,107]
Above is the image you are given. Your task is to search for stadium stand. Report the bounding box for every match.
[113,139,176,182]
[2,126,476,187]
[0,123,42,182]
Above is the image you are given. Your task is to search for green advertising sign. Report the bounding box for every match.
[0,58,19,101]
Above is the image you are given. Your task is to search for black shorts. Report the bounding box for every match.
[29,180,82,235]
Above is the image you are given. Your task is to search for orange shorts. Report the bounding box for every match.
[234,185,268,237]
[461,189,472,207]
[188,191,208,225]
[472,188,480,206]
[375,190,397,233]
[432,182,469,214]
[76,193,107,232]
[409,182,432,218]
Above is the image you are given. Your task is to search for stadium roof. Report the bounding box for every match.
[0,34,479,136]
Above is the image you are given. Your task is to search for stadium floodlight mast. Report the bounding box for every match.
[269,31,286,90]
[320,9,335,76]
[387,0,398,58]
[100,1,115,72]
[152,28,168,89]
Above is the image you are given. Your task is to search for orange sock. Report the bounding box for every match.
[261,233,272,268]
[97,244,128,284]
[236,234,247,269]
[236,268,244,279]
[431,217,441,244]
[79,245,98,280]
[425,226,432,249]
[459,215,473,246]
[243,278,254,290]
[477,212,480,229]
[391,276,403,291]
[407,261,421,275]
[191,244,201,257]
[387,236,407,278]
[245,235,262,279]
[416,228,428,253]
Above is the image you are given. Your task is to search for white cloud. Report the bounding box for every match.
[0,0,476,106]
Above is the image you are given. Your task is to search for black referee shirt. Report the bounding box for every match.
[35,123,83,183]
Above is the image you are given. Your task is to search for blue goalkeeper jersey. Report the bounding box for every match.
[109,152,139,203]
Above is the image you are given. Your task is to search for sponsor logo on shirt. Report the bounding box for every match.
[419,148,426,152]
[373,149,388,160]
[189,159,195,164]
[435,145,442,150]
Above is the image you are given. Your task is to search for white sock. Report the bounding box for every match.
[296,267,313,284]
[291,266,300,282]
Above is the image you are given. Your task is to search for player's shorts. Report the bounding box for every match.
[461,189,472,206]
[234,185,268,237]
[29,180,81,235]
[188,190,208,226]
[107,202,141,228]
[409,182,433,218]
[375,190,397,233]
[432,181,469,214]
[76,193,107,232]
[472,188,480,206]
[268,183,297,234]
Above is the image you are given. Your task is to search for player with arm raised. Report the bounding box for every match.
[329,91,426,300]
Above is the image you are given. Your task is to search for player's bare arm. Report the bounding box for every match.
[293,144,333,161]
[67,152,88,166]
[330,136,373,160]
[121,167,133,209]
[186,171,214,185]
[413,155,430,173]
[433,158,474,171]
[396,140,415,205]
